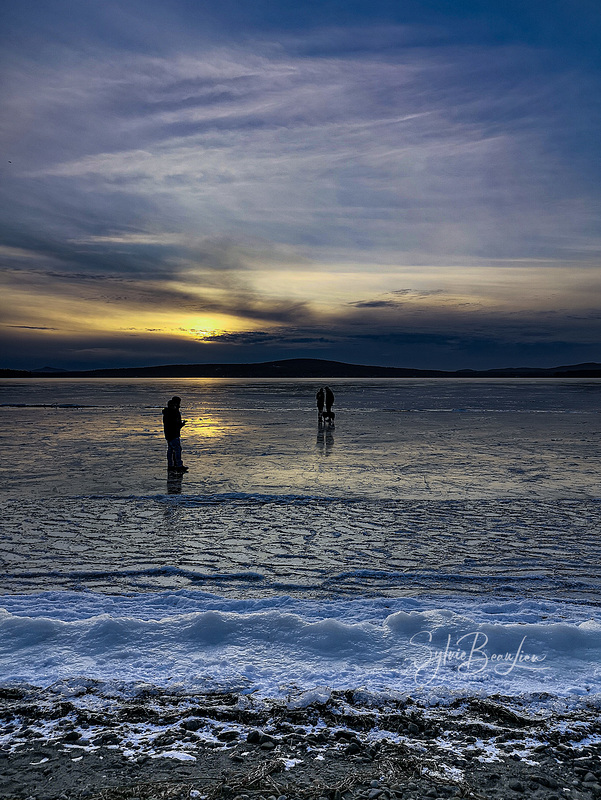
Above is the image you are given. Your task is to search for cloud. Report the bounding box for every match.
[1,13,600,370]
[7,325,58,331]
[392,289,445,297]
[5,35,596,264]
[351,300,400,309]
[351,289,447,307]
[1,270,313,330]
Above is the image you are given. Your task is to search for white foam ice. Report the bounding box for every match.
[1,591,600,706]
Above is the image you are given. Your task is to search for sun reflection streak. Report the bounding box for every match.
[184,413,235,439]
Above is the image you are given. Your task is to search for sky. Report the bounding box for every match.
[1,0,600,371]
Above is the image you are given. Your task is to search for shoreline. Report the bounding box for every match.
[1,687,600,799]
[3,356,601,379]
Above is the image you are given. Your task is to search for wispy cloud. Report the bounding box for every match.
[11,38,597,262]
[1,10,600,369]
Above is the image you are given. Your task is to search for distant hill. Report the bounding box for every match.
[2,358,601,379]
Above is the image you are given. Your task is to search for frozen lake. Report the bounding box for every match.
[1,377,600,702]
[1,377,599,500]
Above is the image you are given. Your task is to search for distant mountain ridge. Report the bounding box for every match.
[2,358,601,379]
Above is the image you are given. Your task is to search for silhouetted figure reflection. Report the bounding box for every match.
[316,423,335,456]
[167,470,184,494]
[325,427,334,455]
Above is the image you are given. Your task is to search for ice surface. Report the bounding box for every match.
[1,495,599,597]
[1,377,600,500]
[0,378,600,714]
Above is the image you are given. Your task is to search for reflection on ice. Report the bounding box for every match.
[1,377,599,500]
[166,470,184,494]
[184,412,240,439]
[316,426,335,456]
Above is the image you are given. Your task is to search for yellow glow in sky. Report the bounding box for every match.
[2,257,601,350]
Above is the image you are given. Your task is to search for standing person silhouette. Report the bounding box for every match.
[162,396,188,471]
[316,387,325,419]
[325,386,334,415]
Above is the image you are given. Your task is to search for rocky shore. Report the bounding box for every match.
[1,685,600,800]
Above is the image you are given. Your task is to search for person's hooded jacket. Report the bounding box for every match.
[162,403,183,441]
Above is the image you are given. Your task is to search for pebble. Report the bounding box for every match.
[535,774,558,789]
[1,695,599,800]
[335,730,356,741]
[218,730,239,742]
[181,719,204,732]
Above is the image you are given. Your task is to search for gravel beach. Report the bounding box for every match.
[1,686,600,800]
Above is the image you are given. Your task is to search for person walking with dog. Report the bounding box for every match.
[162,395,188,471]
[325,386,334,415]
